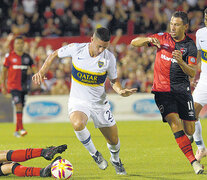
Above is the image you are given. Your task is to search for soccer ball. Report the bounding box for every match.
[51,158,73,179]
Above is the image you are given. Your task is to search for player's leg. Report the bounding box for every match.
[11,90,26,137]
[0,156,62,177]
[99,124,126,175]
[155,92,203,174]
[70,111,98,157]
[192,82,207,161]
[193,102,207,162]
[1,145,67,162]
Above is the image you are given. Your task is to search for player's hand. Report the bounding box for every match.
[32,71,46,85]
[149,38,160,48]
[172,50,183,64]
[118,88,137,97]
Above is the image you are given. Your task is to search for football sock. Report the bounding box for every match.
[193,119,206,150]
[75,127,97,156]
[107,139,120,162]
[12,163,41,177]
[16,112,23,131]
[7,148,43,162]
[174,130,196,164]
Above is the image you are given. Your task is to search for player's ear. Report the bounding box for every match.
[184,24,189,32]
[91,37,94,43]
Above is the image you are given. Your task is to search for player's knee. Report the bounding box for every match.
[185,126,195,136]
[108,136,119,145]
[71,120,85,131]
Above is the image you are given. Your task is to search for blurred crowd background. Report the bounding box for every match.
[0,0,207,95]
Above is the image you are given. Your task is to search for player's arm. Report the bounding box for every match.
[1,66,8,95]
[110,78,137,97]
[131,37,160,48]
[172,50,197,78]
[32,50,58,85]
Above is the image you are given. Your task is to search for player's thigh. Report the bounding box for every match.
[11,90,22,105]
[176,93,196,121]
[194,102,203,118]
[99,124,118,145]
[68,100,90,130]
[154,92,178,122]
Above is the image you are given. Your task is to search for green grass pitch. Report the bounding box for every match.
[1,120,207,180]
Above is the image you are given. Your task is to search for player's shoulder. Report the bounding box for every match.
[103,49,116,60]
[196,27,206,36]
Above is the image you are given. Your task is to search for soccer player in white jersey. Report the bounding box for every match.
[192,8,207,162]
[32,27,137,175]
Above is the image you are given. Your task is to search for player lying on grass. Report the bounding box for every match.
[0,144,67,177]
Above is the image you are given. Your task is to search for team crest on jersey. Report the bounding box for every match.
[98,60,104,68]
[12,58,17,63]
[180,48,187,55]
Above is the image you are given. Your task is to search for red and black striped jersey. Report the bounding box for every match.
[3,51,34,92]
[148,32,197,94]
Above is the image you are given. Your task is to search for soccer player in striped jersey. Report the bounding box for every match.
[32,27,137,175]
[192,8,207,162]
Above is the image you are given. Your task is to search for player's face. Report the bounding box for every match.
[90,37,109,57]
[170,17,188,41]
[14,39,24,52]
[204,13,207,27]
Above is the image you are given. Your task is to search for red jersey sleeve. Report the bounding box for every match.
[3,54,10,68]
[148,33,163,47]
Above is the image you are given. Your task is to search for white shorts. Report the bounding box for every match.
[68,97,116,128]
[193,80,207,106]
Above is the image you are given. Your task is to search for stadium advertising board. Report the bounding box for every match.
[22,94,161,123]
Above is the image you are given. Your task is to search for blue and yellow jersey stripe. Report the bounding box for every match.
[201,49,207,63]
[71,63,107,87]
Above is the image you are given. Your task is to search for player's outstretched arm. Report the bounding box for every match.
[1,67,8,95]
[32,50,58,85]
[110,78,137,97]
[131,37,160,48]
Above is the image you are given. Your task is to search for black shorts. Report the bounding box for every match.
[11,90,27,106]
[153,92,196,122]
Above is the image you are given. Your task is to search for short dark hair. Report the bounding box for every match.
[172,11,189,25]
[204,8,207,14]
[94,27,111,42]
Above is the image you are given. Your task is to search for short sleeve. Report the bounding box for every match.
[195,30,201,50]
[3,53,10,68]
[188,41,197,65]
[58,43,76,58]
[107,52,117,80]
[148,32,163,47]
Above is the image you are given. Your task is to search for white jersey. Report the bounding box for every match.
[196,27,207,81]
[57,43,117,104]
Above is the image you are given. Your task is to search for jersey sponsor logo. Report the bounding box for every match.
[201,49,207,62]
[98,60,104,68]
[72,63,107,86]
[161,54,177,63]
[13,65,28,70]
